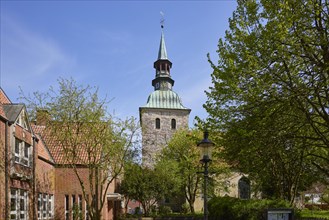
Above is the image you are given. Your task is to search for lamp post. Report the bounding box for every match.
[197,131,214,220]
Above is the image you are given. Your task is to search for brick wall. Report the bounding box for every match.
[0,119,6,220]
[55,167,117,220]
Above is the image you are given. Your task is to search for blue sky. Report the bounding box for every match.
[0,1,237,127]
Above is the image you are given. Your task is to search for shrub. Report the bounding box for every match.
[208,197,294,220]
[181,203,191,214]
[158,205,172,215]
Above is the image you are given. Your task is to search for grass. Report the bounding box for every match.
[300,210,329,219]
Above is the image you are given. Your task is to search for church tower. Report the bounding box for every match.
[139,26,191,167]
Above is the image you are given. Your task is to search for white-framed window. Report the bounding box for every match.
[48,195,54,218]
[17,111,29,130]
[42,194,47,219]
[72,195,76,220]
[22,142,30,166]
[14,138,31,167]
[78,195,82,220]
[37,193,54,220]
[85,195,89,220]
[14,139,20,163]
[65,195,69,220]
[10,188,28,220]
[37,193,42,219]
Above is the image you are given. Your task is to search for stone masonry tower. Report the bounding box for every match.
[139,26,191,167]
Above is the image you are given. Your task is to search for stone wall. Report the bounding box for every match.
[140,108,190,168]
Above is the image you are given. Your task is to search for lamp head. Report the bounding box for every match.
[197,131,214,163]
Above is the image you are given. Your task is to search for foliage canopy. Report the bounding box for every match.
[202,0,329,202]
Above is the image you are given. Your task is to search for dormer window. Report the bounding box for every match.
[171,119,176,130]
[155,118,161,129]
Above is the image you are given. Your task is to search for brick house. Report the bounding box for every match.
[0,88,36,220]
[0,88,121,220]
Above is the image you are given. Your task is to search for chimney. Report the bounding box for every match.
[36,109,50,126]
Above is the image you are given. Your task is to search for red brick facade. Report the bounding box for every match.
[0,107,7,220]
[0,88,35,220]
[0,88,120,220]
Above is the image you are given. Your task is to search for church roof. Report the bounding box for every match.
[142,90,188,110]
[157,30,168,60]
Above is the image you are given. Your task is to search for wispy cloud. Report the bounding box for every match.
[1,14,76,94]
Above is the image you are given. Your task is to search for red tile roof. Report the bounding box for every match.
[0,88,11,104]
[32,124,100,165]
[0,88,11,120]
[35,133,55,163]
[0,104,7,120]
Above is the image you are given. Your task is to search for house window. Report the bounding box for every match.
[85,195,89,220]
[15,139,20,163]
[10,188,28,220]
[38,193,54,220]
[171,119,176,130]
[72,195,76,220]
[37,194,42,219]
[22,143,30,166]
[14,138,31,167]
[65,195,69,220]
[48,195,54,218]
[17,111,28,129]
[78,195,82,220]
[43,194,47,218]
[238,177,251,200]
[155,118,160,129]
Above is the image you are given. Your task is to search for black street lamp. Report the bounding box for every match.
[197,131,214,220]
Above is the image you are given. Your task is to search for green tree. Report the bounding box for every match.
[21,78,140,220]
[203,0,328,202]
[120,162,176,216]
[158,129,230,213]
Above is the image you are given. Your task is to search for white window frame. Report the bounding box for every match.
[37,193,42,219]
[14,138,21,163]
[65,195,69,220]
[22,142,30,166]
[42,194,47,219]
[78,195,82,220]
[14,139,31,167]
[10,188,28,220]
[72,195,76,220]
[85,195,89,220]
[48,194,54,218]
[17,111,28,130]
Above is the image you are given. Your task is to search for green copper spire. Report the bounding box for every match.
[158,28,168,60]
[153,25,173,91]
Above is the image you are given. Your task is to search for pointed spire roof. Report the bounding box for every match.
[157,28,168,60]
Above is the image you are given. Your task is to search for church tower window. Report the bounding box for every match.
[155,118,161,129]
[171,119,176,130]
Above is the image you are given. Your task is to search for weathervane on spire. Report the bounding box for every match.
[160,11,165,29]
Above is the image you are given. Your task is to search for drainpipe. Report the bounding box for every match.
[32,135,37,219]
[4,120,9,220]
[32,136,37,220]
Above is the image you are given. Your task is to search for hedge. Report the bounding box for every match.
[208,196,298,220]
